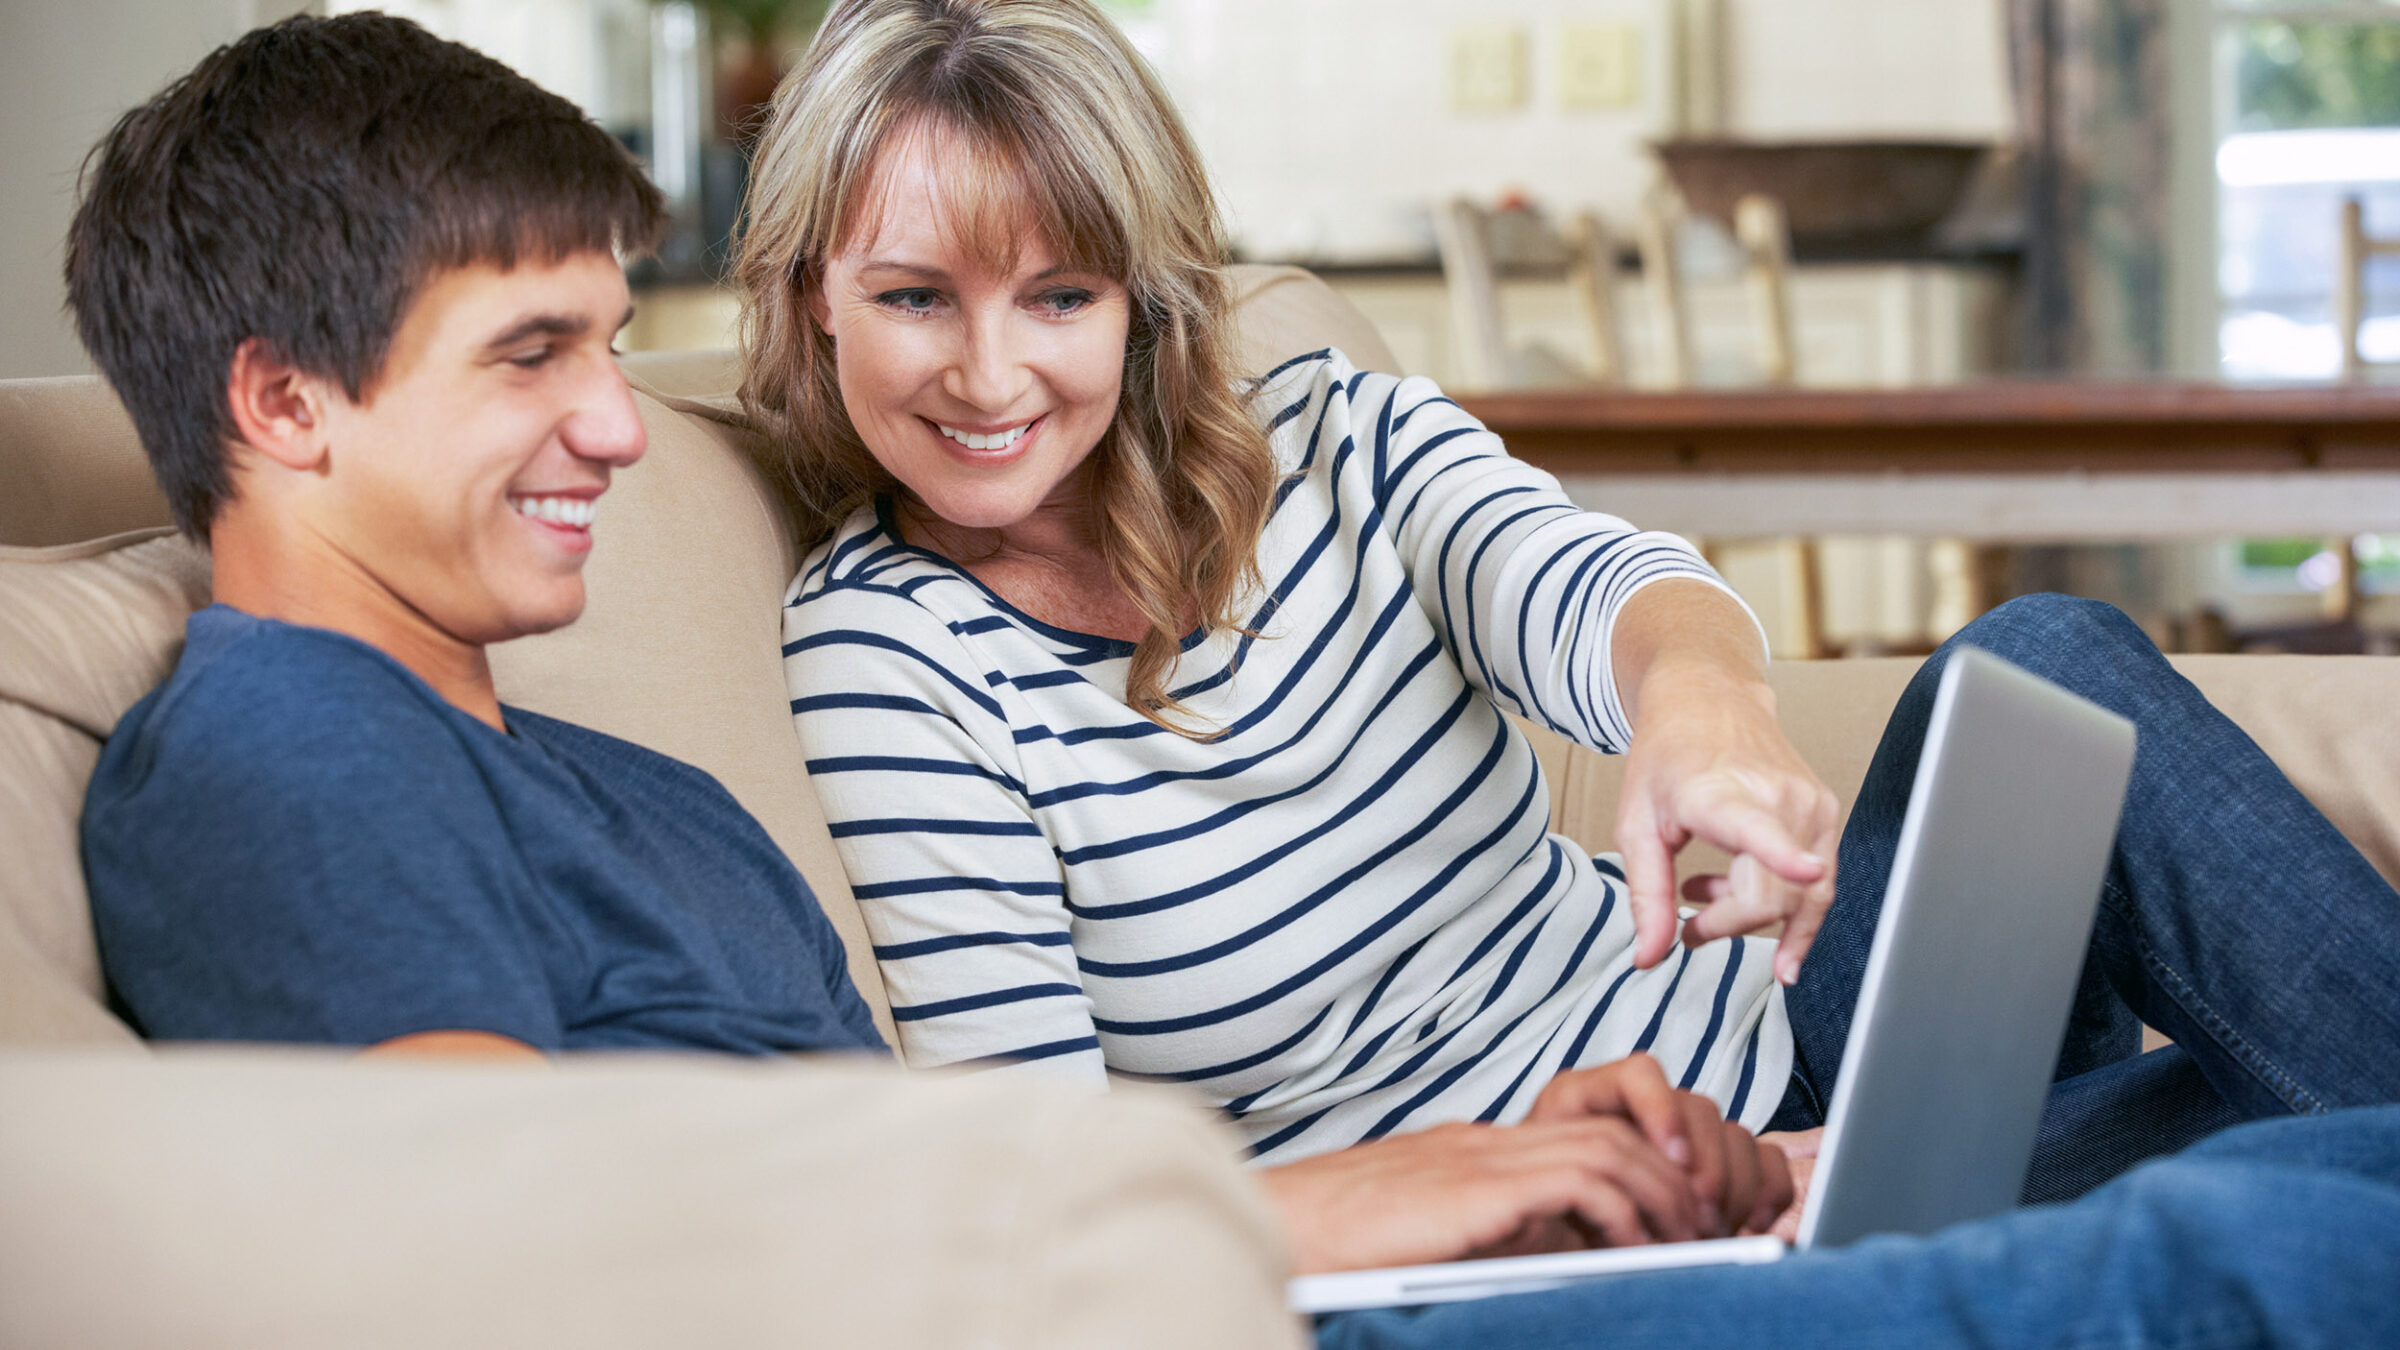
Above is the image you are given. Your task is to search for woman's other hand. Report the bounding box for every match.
[1609,580,1841,985]
[1257,1112,1708,1275]
[1525,1054,1794,1238]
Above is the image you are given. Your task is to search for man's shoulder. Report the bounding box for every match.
[90,608,481,816]
[500,706,742,805]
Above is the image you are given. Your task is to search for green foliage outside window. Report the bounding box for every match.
[2239,535,2400,591]
[2238,537,2327,570]
[2234,19,2400,131]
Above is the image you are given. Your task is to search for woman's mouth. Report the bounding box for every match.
[932,416,1042,459]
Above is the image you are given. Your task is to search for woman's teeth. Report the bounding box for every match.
[937,421,1030,452]
[510,495,596,528]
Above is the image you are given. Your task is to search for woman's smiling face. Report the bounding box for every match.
[810,122,1131,538]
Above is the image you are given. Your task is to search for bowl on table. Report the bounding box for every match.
[1651,139,1993,253]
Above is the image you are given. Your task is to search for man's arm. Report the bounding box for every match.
[364,1031,546,1060]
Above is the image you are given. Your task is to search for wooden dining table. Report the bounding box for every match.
[1453,381,2400,542]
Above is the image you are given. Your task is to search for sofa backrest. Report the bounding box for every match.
[0,265,1399,1048]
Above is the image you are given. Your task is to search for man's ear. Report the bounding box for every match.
[224,337,333,472]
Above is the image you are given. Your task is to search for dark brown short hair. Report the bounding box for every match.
[65,12,667,540]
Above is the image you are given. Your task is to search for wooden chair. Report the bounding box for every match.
[1562,209,1629,387]
[2337,196,2400,384]
[1636,193,1986,659]
[1430,198,1509,391]
[1636,190,1798,390]
[2317,195,2390,623]
[1435,193,1992,660]
[1433,197,1619,390]
[1434,192,1799,391]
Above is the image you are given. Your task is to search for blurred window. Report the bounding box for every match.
[2214,1,2400,380]
[2212,4,2400,596]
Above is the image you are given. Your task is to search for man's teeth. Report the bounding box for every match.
[937,421,1030,452]
[510,496,596,528]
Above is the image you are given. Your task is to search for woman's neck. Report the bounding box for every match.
[890,479,1166,642]
[893,488,1105,575]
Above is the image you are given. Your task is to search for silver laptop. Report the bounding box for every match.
[1290,646,2138,1314]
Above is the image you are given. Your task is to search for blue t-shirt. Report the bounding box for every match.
[82,605,885,1056]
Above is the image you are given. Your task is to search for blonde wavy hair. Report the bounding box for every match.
[735,0,1278,733]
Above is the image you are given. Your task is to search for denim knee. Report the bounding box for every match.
[1941,594,2156,685]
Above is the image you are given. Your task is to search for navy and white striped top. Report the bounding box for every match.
[783,350,1791,1163]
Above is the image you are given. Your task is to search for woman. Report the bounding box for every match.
[738,0,2400,1202]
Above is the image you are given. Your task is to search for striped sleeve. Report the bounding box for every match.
[782,586,1106,1086]
[1321,361,1766,754]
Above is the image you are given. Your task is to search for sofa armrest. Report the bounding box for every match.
[0,1050,1304,1350]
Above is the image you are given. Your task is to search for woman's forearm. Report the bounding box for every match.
[1608,577,1774,734]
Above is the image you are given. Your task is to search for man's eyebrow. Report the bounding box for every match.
[482,305,638,351]
[482,312,592,350]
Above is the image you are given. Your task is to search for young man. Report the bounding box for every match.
[67,15,2400,1348]
[70,12,881,1062]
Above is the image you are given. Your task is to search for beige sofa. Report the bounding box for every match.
[4,265,2398,1347]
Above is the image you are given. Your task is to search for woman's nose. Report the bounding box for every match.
[944,310,1033,411]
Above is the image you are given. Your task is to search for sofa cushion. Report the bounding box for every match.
[0,1048,1302,1349]
[0,529,210,1045]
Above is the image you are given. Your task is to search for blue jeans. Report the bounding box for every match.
[1320,596,2400,1346]
[1317,1106,2400,1349]
[1774,595,2400,1201]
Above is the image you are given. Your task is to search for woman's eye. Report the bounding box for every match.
[1036,288,1096,316]
[876,288,942,314]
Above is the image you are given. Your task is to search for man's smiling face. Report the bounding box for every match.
[305,250,646,646]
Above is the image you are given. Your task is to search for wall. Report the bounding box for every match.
[0,2,292,378]
[0,0,612,381]
[325,0,629,121]
[1720,0,2012,140]
[1144,0,2013,263]
[1145,0,1679,262]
